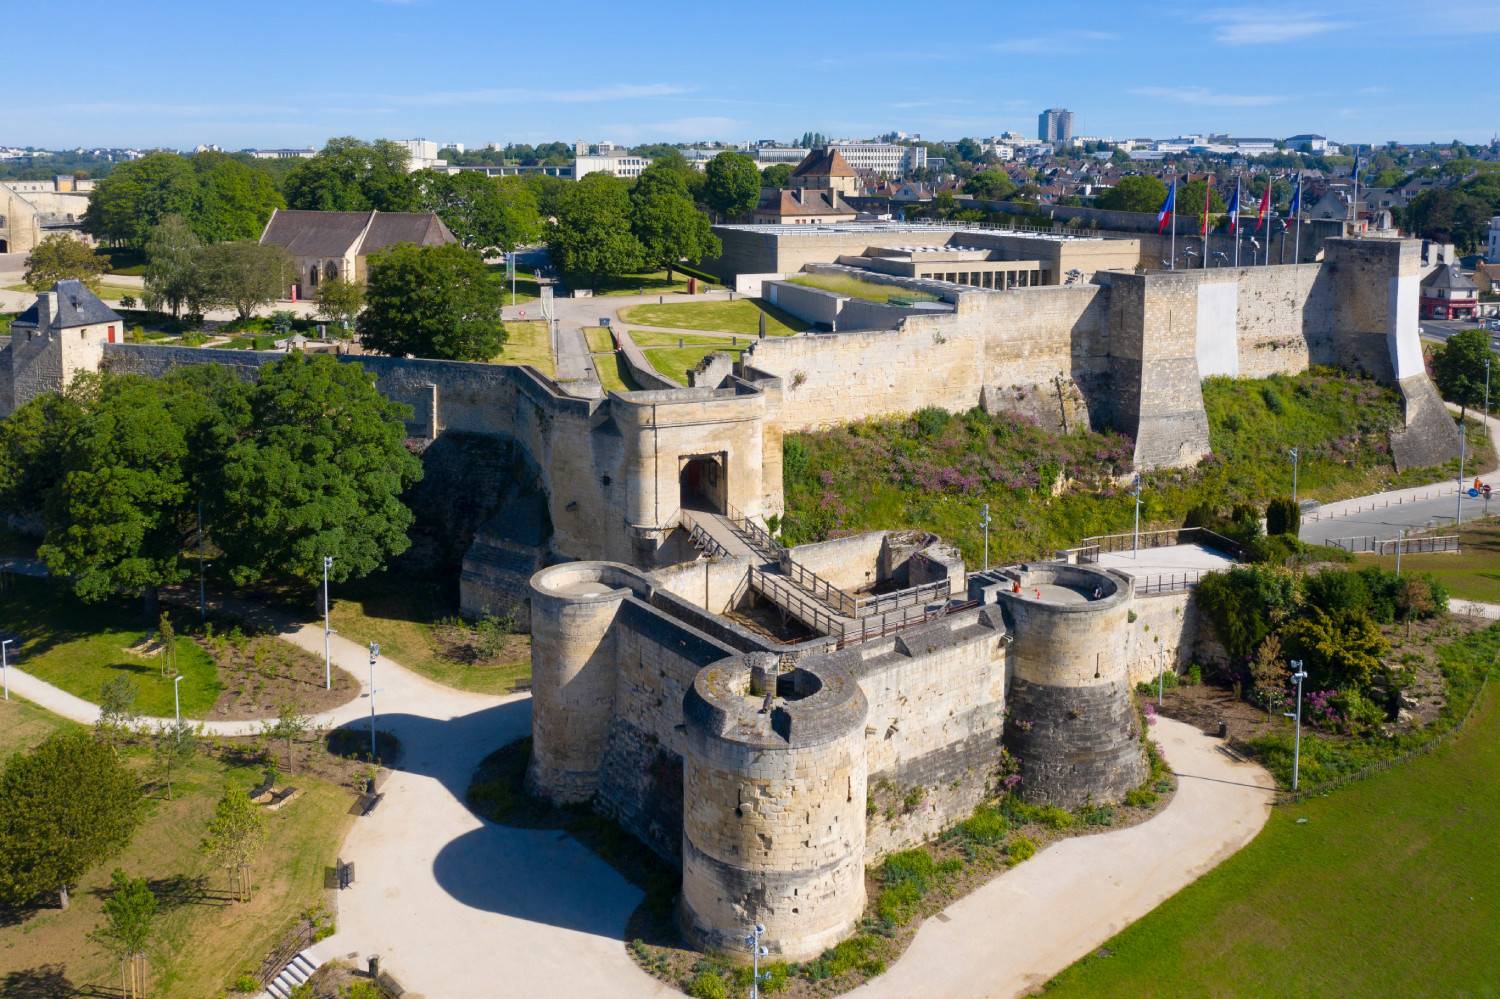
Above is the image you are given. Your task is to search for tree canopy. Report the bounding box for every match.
[413,170,542,253]
[1430,328,1494,416]
[358,242,506,360]
[761,163,793,188]
[630,163,720,274]
[1094,175,1168,214]
[284,137,416,212]
[962,170,1017,201]
[196,241,291,320]
[703,151,761,220]
[23,234,107,291]
[142,215,206,317]
[84,151,284,246]
[0,730,142,908]
[547,173,644,287]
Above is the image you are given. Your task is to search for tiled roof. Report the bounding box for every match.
[11,279,121,330]
[259,209,456,258]
[790,148,856,179]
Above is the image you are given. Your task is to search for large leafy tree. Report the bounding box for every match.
[702,151,761,220]
[413,170,541,253]
[630,164,720,278]
[191,152,284,242]
[284,137,416,212]
[201,787,266,903]
[1281,605,1389,691]
[198,241,291,320]
[1431,328,1494,419]
[1094,174,1168,214]
[23,234,107,291]
[316,276,365,335]
[215,352,422,588]
[142,214,206,317]
[761,163,793,188]
[962,170,1017,201]
[84,151,201,246]
[548,173,644,287]
[358,243,505,359]
[0,730,142,909]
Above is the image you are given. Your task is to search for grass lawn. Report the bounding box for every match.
[486,265,542,306]
[787,273,938,304]
[1369,515,1500,602]
[594,351,641,393]
[618,298,807,336]
[645,344,748,386]
[328,575,529,695]
[584,325,616,353]
[630,330,744,349]
[5,281,141,302]
[0,713,355,998]
[0,694,76,758]
[491,319,554,376]
[0,313,16,335]
[591,269,718,297]
[1044,673,1500,997]
[0,576,223,717]
[95,245,148,276]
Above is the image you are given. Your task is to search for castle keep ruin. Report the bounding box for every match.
[0,230,1462,960]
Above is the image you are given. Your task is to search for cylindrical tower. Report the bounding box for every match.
[525,562,643,803]
[997,564,1146,808]
[680,653,868,963]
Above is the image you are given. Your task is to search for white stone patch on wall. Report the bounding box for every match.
[1194,281,1239,378]
[1387,273,1423,380]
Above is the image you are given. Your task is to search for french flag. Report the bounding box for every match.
[1226,180,1240,233]
[1156,178,1176,233]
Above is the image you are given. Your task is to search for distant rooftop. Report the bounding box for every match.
[712,221,1121,243]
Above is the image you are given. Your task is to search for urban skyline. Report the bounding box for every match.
[2,0,1494,149]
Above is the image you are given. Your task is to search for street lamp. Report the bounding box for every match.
[979,503,991,572]
[173,674,184,735]
[323,556,334,690]
[745,923,769,999]
[1288,447,1300,511]
[368,641,380,761]
[1,638,12,701]
[1486,355,1492,442]
[1285,660,1308,791]
[1132,476,1144,558]
[1395,527,1406,578]
[1456,415,1468,527]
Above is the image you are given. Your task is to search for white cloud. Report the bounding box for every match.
[1199,8,1342,44]
[1128,85,1285,107]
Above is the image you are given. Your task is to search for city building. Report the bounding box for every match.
[258,208,456,300]
[754,146,811,164]
[573,152,651,179]
[826,142,926,177]
[1419,265,1479,320]
[752,189,857,225]
[0,178,91,253]
[788,148,860,197]
[1038,108,1074,145]
[1285,133,1333,154]
[1488,216,1500,263]
[246,148,316,160]
[394,139,447,172]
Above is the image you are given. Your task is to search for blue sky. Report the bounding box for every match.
[3,0,1493,149]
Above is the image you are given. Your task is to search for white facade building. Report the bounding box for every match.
[394,139,447,172]
[826,142,926,176]
[573,153,652,179]
[1488,216,1500,264]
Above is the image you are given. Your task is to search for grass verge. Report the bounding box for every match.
[491,319,554,376]
[1368,515,1500,603]
[619,299,807,335]
[645,345,748,386]
[786,273,938,304]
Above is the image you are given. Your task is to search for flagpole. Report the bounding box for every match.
[1171,175,1177,270]
[1233,175,1241,268]
[1293,173,1302,263]
[1351,145,1360,232]
[1203,175,1212,269]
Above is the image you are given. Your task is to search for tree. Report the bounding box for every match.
[630,166,720,278]
[199,241,290,320]
[1265,496,1300,536]
[547,173,644,288]
[413,170,541,253]
[263,703,311,771]
[97,676,140,749]
[191,152,285,242]
[0,390,81,515]
[1431,328,1493,418]
[1095,175,1168,214]
[761,163,793,188]
[358,243,505,359]
[1194,564,1298,663]
[0,730,142,909]
[702,151,761,220]
[284,137,415,212]
[149,721,198,801]
[201,787,266,902]
[91,870,157,999]
[1280,605,1388,691]
[23,234,107,292]
[142,215,206,318]
[216,353,423,589]
[1248,634,1288,718]
[1179,178,1227,217]
[156,612,176,677]
[316,276,365,335]
[962,170,1017,201]
[84,151,201,246]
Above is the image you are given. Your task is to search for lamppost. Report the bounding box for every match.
[1485,355,1492,443]
[368,642,380,761]
[1,638,12,701]
[1157,650,1167,706]
[323,556,334,690]
[1456,415,1467,527]
[1132,476,1143,558]
[1285,660,1308,791]
[173,674,184,736]
[745,923,769,999]
[1395,527,1406,578]
[1288,447,1300,509]
[979,503,991,572]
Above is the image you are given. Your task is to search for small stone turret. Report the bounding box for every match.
[995,563,1146,807]
[680,653,868,962]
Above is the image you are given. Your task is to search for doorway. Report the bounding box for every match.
[679,453,727,514]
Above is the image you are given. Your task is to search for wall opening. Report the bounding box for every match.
[679,453,727,514]
[0,239,8,254]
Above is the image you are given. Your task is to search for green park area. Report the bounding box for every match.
[584,325,616,353]
[1045,637,1500,996]
[591,269,718,297]
[593,350,640,392]
[486,263,542,306]
[1370,516,1500,602]
[618,298,807,336]
[787,272,939,304]
[94,245,149,276]
[5,280,142,302]
[0,695,357,998]
[490,319,555,375]
[627,329,751,386]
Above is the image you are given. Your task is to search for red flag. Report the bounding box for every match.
[1201,176,1214,237]
[1254,178,1271,232]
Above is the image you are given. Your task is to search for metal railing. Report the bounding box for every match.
[749,565,846,636]
[724,502,783,559]
[780,558,858,616]
[1329,534,1460,555]
[1133,571,1208,595]
[1076,526,1246,561]
[836,599,979,649]
[854,578,952,616]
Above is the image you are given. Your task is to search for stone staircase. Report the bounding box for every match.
[263,949,320,999]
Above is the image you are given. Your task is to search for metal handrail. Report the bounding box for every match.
[749,565,844,636]
[837,599,979,649]
[854,578,951,616]
[724,502,783,558]
[1133,571,1207,595]
[781,558,858,616]
[1078,526,1245,560]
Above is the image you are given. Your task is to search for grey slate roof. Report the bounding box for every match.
[11,279,122,331]
[1422,266,1478,293]
[258,209,456,258]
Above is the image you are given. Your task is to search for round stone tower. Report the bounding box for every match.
[996,563,1146,808]
[525,562,644,803]
[680,652,869,962]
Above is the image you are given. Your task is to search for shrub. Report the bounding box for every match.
[119,294,137,308]
[230,973,259,993]
[1265,496,1300,536]
[180,330,207,346]
[956,806,1009,844]
[876,879,923,927]
[881,848,938,892]
[1078,803,1115,827]
[803,934,887,980]
[687,970,729,999]
[1281,605,1389,692]
[1034,804,1075,830]
[1124,786,1159,808]
[1007,836,1038,862]
[1195,565,1298,662]
[913,406,951,438]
